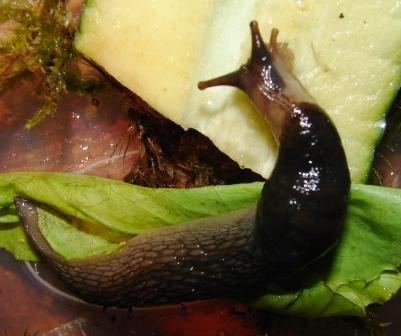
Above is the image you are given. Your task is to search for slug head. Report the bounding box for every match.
[198,21,291,139]
[198,21,285,97]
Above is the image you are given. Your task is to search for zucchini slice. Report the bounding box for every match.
[75,0,401,182]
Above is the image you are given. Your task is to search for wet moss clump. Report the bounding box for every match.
[0,0,74,128]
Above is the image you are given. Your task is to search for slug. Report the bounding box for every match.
[15,21,350,308]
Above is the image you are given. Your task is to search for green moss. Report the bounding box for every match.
[0,0,74,128]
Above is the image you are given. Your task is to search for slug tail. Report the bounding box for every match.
[14,197,65,263]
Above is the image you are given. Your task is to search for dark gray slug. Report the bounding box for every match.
[15,21,350,308]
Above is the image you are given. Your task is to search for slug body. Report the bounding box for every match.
[15,22,350,308]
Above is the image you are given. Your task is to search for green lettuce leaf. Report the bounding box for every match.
[0,172,400,318]
[0,172,261,258]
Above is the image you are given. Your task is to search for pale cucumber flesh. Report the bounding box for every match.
[75,0,401,182]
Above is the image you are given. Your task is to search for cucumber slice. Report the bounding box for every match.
[75,0,401,183]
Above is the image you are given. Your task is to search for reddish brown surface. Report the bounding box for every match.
[0,250,262,335]
[0,76,136,177]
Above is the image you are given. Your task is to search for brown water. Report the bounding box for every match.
[0,249,265,335]
[0,77,136,177]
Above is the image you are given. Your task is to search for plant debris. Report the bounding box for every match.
[123,95,263,188]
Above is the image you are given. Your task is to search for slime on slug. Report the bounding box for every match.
[15,21,350,308]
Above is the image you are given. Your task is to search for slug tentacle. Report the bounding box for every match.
[16,21,350,308]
